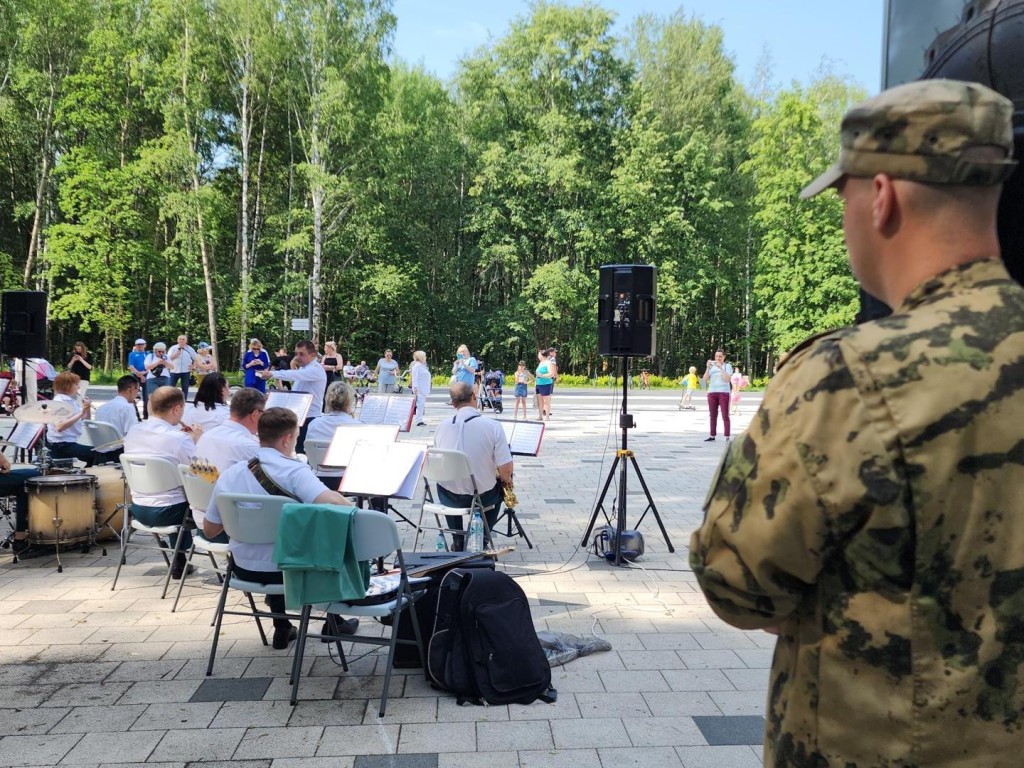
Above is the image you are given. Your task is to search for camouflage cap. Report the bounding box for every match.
[800,78,1016,199]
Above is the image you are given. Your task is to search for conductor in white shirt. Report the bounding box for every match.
[433,382,513,551]
[91,375,141,463]
[257,339,326,453]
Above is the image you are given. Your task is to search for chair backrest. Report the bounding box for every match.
[422,448,476,486]
[80,419,123,449]
[350,508,401,561]
[178,464,215,511]
[303,439,331,472]
[120,454,182,496]
[215,492,291,545]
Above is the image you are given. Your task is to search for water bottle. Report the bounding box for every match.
[435,531,446,552]
[467,510,484,553]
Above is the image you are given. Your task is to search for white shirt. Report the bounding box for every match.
[145,352,170,380]
[305,412,359,478]
[47,394,83,444]
[433,406,513,495]
[181,402,229,431]
[93,395,138,452]
[123,416,196,506]
[269,360,326,418]
[204,446,328,572]
[191,419,259,526]
[411,362,432,394]
[169,344,197,374]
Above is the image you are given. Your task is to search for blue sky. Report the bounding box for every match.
[392,0,886,93]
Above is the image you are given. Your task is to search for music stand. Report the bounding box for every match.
[340,441,427,529]
[265,391,314,424]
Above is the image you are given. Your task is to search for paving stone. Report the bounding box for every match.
[210,701,294,729]
[130,702,223,730]
[397,722,476,754]
[316,725,401,756]
[475,720,553,752]
[622,716,706,747]
[675,745,763,768]
[41,681,133,707]
[150,727,246,762]
[437,753,519,768]
[353,756,437,768]
[106,660,187,682]
[516,750,601,768]
[722,668,770,691]
[0,734,82,766]
[692,716,765,746]
[233,726,323,760]
[49,704,147,734]
[190,677,272,702]
[706,692,767,717]
[60,731,164,765]
[287,700,366,728]
[550,717,631,749]
[0,707,70,737]
[596,746,684,768]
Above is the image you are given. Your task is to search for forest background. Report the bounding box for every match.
[0,0,866,379]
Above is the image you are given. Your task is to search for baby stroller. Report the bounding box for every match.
[479,369,504,413]
[353,366,375,403]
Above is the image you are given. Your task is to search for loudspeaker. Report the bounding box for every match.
[598,264,656,357]
[2,291,47,358]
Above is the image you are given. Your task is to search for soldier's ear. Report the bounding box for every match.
[871,174,898,234]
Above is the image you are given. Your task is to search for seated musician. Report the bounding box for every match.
[47,371,96,467]
[202,407,359,650]
[190,388,265,532]
[91,374,141,463]
[304,381,360,491]
[433,382,514,551]
[2,452,42,556]
[123,386,202,579]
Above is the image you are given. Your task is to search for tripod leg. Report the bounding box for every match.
[629,456,675,553]
[580,455,620,547]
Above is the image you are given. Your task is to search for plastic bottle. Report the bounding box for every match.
[435,531,446,552]
[467,510,484,553]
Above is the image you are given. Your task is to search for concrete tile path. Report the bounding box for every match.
[0,387,769,767]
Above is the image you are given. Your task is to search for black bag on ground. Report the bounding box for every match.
[591,525,645,561]
[428,568,556,705]
[381,553,494,668]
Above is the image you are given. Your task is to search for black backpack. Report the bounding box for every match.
[427,568,556,706]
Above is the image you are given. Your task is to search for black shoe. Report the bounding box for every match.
[704,436,716,442]
[416,422,426,426]
[321,615,359,640]
[272,625,297,650]
[170,553,195,580]
[12,538,30,554]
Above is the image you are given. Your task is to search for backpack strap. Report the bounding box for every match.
[247,457,299,500]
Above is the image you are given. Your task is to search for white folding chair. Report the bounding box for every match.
[302,439,332,474]
[112,454,191,599]
[79,419,124,453]
[171,464,227,613]
[412,448,492,552]
[206,492,297,675]
[288,507,427,716]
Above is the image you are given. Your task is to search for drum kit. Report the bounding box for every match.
[2,400,127,572]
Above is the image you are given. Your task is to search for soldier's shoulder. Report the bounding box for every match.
[774,327,855,374]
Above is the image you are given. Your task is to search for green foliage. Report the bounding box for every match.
[0,0,867,378]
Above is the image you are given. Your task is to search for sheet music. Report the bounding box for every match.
[359,394,415,431]
[497,420,545,456]
[341,441,427,499]
[6,422,44,450]
[322,424,399,468]
[264,391,314,424]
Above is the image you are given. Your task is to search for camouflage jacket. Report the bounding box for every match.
[691,258,1024,767]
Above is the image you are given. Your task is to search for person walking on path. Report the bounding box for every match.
[690,79,1024,767]
[702,349,732,441]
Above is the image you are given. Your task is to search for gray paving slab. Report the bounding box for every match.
[0,391,774,765]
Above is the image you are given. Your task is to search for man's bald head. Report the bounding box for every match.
[449,382,474,407]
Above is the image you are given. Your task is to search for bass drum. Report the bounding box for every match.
[91,465,127,541]
[26,474,96,546]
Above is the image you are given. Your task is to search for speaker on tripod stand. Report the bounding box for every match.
[583,265,675,565]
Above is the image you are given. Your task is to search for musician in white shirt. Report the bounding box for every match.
[257,339,326,453]
[91,374,141,462]
[304,381,360,490]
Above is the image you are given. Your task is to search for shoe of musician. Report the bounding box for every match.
[321,615,359,641]
[170,553,195,580]
[704,436,716,442]
[272,624,297,650]
[416,422,426,427]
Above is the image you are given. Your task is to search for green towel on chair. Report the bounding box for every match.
[273,503,370,610]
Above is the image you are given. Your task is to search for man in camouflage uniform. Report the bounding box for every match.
[691,79,1024,767]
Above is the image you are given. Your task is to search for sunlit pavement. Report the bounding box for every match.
[0,387,768,768]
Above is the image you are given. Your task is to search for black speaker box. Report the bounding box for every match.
[598,264,656,357]
[2,291,47,358]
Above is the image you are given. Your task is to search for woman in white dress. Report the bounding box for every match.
[305,381,360,490]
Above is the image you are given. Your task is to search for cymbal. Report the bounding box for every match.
[14,400,75,424]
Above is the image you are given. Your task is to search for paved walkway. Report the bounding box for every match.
[0,388,769,768]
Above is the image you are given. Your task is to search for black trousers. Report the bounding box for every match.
[232,563,290,629]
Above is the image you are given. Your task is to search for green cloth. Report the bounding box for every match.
[273,503,370,610]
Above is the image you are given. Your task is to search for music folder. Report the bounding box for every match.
[264,391,315,424]
[497,420,545,456]
[322,424,399,468]
[358,393,415,432]
[341,441,427,500]
[4,422,44,451]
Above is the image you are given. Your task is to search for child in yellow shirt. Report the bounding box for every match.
[679,366,700,410]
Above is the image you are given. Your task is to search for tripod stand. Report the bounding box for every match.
[581,355,675,566]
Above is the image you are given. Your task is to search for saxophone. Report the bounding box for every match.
[502,481,518,509]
